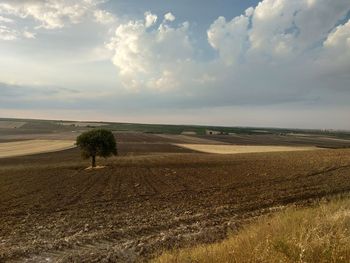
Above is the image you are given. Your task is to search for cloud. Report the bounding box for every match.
[144,11,157,28]
[107,14,193,91]
[0,0,349,129]
[0,1,94,29]
[207,12,251,65]
[311,19,350,92]
[247,0,350,59]
[164,12,175,22]
[105,0,350,110]
[23,30,36,39]
[0,81,78,100]
[0,80,113,110]
[208,0,350,63]
[0,25,18,40]
[0,15,13,23]
[322,20,350,66]
[203,0,350,106]
[93,9,115,25]
[0,0,115,40]
[0,24,36,40]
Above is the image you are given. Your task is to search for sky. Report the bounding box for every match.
[0,0,349,129]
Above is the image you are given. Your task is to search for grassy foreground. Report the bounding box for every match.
[152,196,350,263]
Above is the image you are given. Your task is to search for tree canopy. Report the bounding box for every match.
[76,129,117,167]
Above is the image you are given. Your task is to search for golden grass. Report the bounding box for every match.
[0,140,75,158]
[152,196,350,263]
[175,144,319,154]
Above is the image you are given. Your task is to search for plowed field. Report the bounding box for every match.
[1,148,350,262]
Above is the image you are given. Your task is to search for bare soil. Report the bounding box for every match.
[1,147,350,262]
[155,134,225,144]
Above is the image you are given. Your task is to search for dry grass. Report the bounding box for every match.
[175,144,319,154]
[152,196,350,263]
[0,139,75,158]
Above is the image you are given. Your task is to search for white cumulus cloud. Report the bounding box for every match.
[317,20,350,74]
[207,12,251,65]
[107,15,193,91]
[208,0,350,63]
[323,20,350,59]
[144,11,157,28]
[248,0,350,58]
[164,12,175,22]
[105,0,350,110]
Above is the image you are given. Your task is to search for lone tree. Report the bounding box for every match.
[76,129,117,168]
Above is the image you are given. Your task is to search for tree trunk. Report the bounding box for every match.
[91,155,96,168]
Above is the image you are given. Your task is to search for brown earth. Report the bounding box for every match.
[115,133,180,143]
[155,134,225,144]
[1,146,350,262]
[114,133,198,155]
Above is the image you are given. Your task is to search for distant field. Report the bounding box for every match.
[1,117,350,142]
[0,140,75,158]
[175,144,319,154]
[0,121,26,129]
[58,122,108,127]
[197,134,350,148]
[156,134,225,144]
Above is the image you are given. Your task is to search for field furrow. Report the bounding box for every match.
[1,148,350,262]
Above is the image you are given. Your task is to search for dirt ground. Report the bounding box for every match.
[155,134,225,145]
[1,147,350,262]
